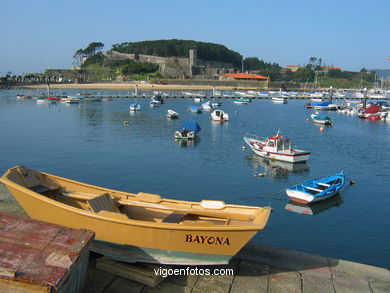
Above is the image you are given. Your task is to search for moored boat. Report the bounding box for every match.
[286,170,345,203]
[0,165,271,265]
[271,97,287,104]
[233,98,248,104]
[311,112,332,125]
[211,110,229,122]
[174,120,201,140]
[243,132,311,163]
[167,109,179,119]
[188,105,203,113]
[60,96,80,104]
[129,104,141,111]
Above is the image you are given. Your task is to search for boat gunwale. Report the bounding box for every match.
[0,166,271,232]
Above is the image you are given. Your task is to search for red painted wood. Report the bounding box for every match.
[0,211,94,287]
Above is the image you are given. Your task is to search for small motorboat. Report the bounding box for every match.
[188,105,203,113]
[305,103,313,109]
[36,99,56,104]
[149,100,158,107]
[243,132,311,163]
[233,99,248,104]
[174,120,201,140]
[202,101,213,111]
[272,97,287,104]
[0,166,271,265]
[286,170,345,204]
[129,104,141,111]
[313,101,339,111]
[60,96,80,104]
[151,94,164,104]
[211,110,229,122]
[167,109,179,119]
[311,112,332,125]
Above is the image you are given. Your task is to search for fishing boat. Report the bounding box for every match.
[211,110,229,122]
[188,105,203,113]
[167,109,179,119]
[286,170,345,204]
[0,166,271,265]
[243,132,311,163]
[129,104,141,111]
[174,120,201,140]
[311,112,332,125]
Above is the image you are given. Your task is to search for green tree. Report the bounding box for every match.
[292,68,315,82]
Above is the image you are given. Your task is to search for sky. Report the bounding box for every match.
[1,0,390,75]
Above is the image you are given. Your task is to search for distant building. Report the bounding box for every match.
[220,73,268,81]
[284,65,300,72]
[284,65,343,72]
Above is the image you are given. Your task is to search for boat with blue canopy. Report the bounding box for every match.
[188,105,203,113]
[174,120,201,140]
[286,170,345,203]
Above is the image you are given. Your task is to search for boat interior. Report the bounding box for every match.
[302,178,342,195]
[3,166,270,228]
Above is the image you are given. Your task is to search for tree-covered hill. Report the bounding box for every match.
[111,39,243,67]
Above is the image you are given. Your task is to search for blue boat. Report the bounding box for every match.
[188,105,203,113]
[174,120,201,140]
[286,170,345,203]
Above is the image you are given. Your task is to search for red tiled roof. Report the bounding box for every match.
[222,73,268,80]
[285,65,299,68]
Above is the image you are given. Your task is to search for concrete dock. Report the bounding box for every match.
[84,242,390,293]
[1,183,389,293]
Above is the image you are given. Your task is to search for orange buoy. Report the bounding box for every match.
[306,118,310,122]
[320,127,324,132]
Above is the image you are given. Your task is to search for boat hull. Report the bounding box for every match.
[2,183,260,264]
[286,189,338,204]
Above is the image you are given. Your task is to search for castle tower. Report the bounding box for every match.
[189,48,197,76]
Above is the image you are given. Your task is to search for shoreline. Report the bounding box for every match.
[16,83,243,91]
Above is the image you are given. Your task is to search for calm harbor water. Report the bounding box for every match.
[1,89,389,268]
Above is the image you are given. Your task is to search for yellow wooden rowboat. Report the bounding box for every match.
[0,166,271,265]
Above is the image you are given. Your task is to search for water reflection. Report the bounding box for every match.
[246,153,309,179]
[175,138,200,148]
[285,195,343,215]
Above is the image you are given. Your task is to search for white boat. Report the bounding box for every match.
[167,110,179,119]
[211,110,229,122]
[202,101,213,111]
[311,112,332,125]
[233,99,248,104]
[129,104,141,111]
[272,97,287,104]
[194,97,203,103]
[244,132,311,163]
[61,96,80,104]
[36,99,55,104]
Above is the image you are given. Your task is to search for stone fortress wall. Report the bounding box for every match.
[104,49,236,78]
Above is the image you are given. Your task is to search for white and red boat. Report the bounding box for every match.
[244,132,311,163]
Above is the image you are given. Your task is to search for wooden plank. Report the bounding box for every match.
[0,267,15,278]
[96,257,167,288]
